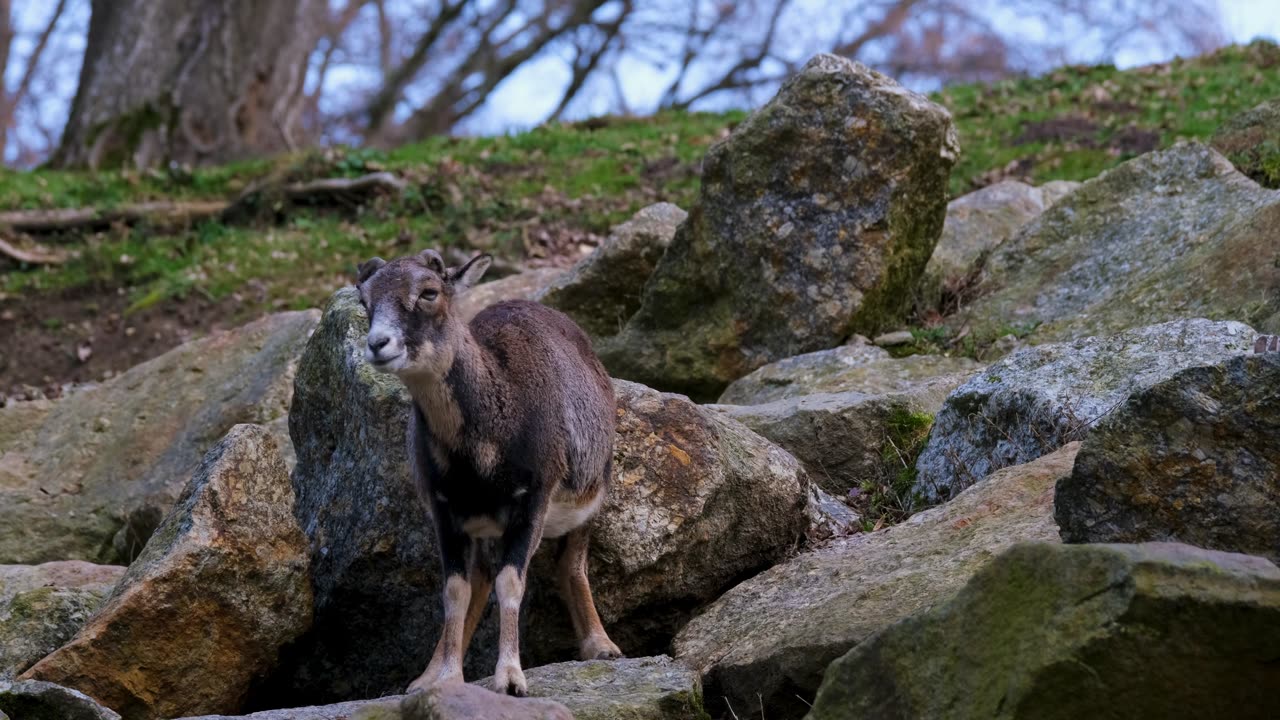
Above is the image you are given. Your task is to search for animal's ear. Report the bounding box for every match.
[357,257,386,283]
[449,253,492,291]
[418,248,447,276]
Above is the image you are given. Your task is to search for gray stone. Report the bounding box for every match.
[711,375,961,496]
[0,680,122,720]
[598,54,958,400]
[1058,352,1280,564]
[538,203,687,339]
[176,698,401,720]
[673,444,1076,720]
[719,343,979,406]
[453,268,565,323]
[479,656,705,720]
[0,311,317,564]
[261,288,810,705]
[871,330,914,347]
[923,180,1080,301]
[807,542,1280,720]
[914,318,1257,502]
[21,425,312,720]
[805,486,860,540]
[403,684,571,720]
[0,562,124,680]
[959,143,1280,347]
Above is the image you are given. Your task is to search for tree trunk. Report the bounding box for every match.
[52,0,324,170]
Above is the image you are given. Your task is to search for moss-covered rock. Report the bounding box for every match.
[673,444,1076,720]
[806,542,1280,720]
[958,143,1280,346]
[0,311,318,565]
[1212,97,1280,189]
[479,656,707,720]
[538,203,687,339]
[1059,352,1280,564]
[0,562,123,680]
[20,425,312,720]
[913,318,1257,503]
[718,340,979,405]
[598,54,958,400]
[711,377,961,497]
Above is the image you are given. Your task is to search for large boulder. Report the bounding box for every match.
[0,311,318,564]
[598,54,959,400]
[923,179,1080,303]
[711,375,961,496]
[0,562,124,680]
[958,143,1280,346]
[913,318,1256,502]
[718,341,979,405]
[176,698,400,720]
[538,203,687,339]
[1212,97,1280,189]
[453,268,565,322]
[807,542,1280,720]
[480,656,704,720]
[673,444,1077,720]
[21,425,312,720]
[1058,352,1280,564]
[0,680,121,720]
[261,288,810,706]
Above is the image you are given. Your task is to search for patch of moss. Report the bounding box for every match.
[857,405,935,530]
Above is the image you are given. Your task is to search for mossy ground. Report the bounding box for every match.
[853,406,935,530]
[2,42,1278,392]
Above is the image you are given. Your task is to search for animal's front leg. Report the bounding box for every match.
[492,502,547,697]
[407,518,472,693]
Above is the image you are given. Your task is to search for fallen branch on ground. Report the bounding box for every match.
[0,172,410,236]
[0,235,70,264]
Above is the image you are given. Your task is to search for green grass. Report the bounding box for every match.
[3,40,1279,320]
[937,39,1280,194]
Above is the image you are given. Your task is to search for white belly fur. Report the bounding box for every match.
[543,489,605,538]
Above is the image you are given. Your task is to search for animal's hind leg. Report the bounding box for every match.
[556,524,622,660]
[461,543,493,655]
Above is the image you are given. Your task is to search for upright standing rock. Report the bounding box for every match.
[599,54,958,400]
[20,425,312,720]
[1058,352,1280,564]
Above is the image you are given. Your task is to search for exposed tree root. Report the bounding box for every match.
[0,235,71,264]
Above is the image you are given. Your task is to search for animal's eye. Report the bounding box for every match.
[419,289,439,304]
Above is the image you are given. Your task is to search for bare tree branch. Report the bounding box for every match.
[552,2,633,120]
[364,0,469,137]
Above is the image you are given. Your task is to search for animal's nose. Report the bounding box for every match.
[368,335,391,353]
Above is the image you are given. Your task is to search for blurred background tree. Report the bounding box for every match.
[0,0,1230,168]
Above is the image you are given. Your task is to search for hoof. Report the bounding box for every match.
[493,663,527,697]
[406,667,462,694]
[581,636,623,661]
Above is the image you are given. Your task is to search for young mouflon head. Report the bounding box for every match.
[355,249,491,376]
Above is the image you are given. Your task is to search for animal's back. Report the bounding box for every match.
[469,300,615,487]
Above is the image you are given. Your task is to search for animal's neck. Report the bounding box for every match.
[402,321,501,450]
